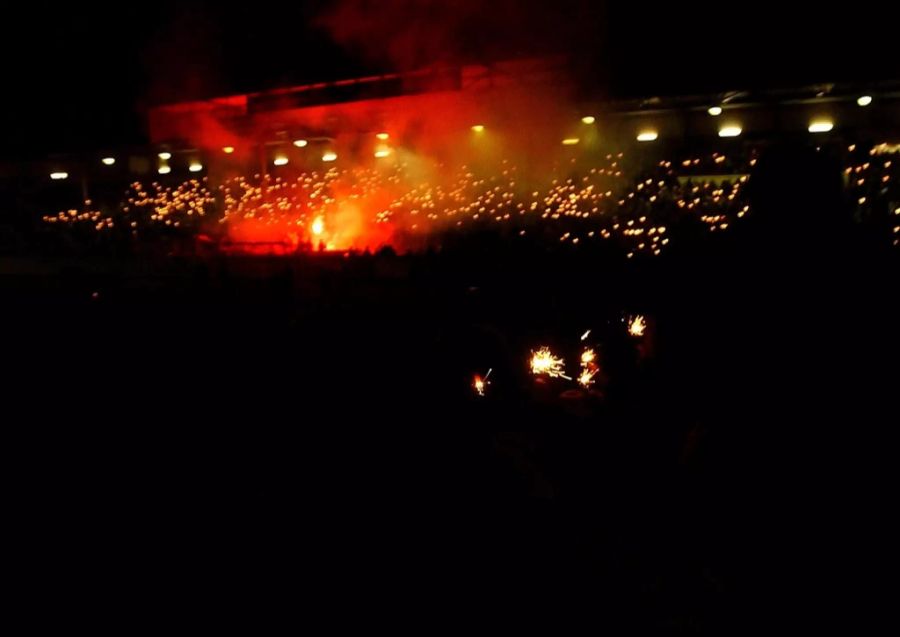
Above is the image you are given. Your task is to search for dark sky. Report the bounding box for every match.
[2,1,894,156]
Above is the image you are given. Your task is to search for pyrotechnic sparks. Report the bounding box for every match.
[578,368,597,388]
[580,329,591,341]
[311,216,325,237]
[628,315,647,337]
[578,345,600,388]
[530,347,569,380]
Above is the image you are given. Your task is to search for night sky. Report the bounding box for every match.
[2,1,894,157]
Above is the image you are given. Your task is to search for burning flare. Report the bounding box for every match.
[473,368,492,397]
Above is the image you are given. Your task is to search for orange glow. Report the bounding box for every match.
[581,116,596,124]
[222,146,235,154]
[374,147,392,158]
[322,151,338,162]
[580,348,596,365]
[471,124,485,133]
[562,138,580,145]
[311,216,325,237]
[293,139,308,147]
[273,155,289,166]
[637,130,658,142]
[376,132,390,140]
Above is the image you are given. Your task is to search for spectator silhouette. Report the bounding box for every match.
[655,141,898,630]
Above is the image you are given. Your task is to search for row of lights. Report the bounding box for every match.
[574,94,873,145]
[64,95,880,175]
[51,155,118,178]
[274,132,397,165]
[560,106,852,146]
[706,95,873,117]
[47,98,878,179]
[635,118,839,143]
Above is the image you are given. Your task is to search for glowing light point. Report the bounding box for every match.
[471,125,485,133]
[101,157,116,166]
[637,130,658,142]
[718,125,742,138]
[374,148,392,158]
[158,152,172,160]
[581,116,596,124]
[322,151,338,162]
[376,132,389,140]
[158,165,171,175]
[562,138,580,145]
[293,139,308,148]
[857,95,873,107]
[189,162,203,172]
[708,106,723,116]
[50,172,68,180]
[273,155,289,166]
[222,146,235,154]
[311,216,325,236]
[808,119,834,133]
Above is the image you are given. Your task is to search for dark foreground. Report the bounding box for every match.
[4,152,899,632]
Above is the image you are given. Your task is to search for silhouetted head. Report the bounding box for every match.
[748,143,848,252]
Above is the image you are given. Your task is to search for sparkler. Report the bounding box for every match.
[628,315,647,337]
[530,347,570,380]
